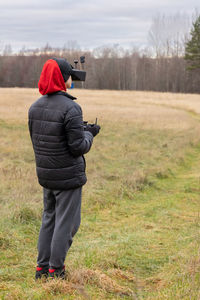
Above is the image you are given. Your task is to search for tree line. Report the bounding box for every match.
[0,13,199,93]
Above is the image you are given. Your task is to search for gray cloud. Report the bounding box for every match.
[0,0,199,51]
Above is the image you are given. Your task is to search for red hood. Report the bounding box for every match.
[38,59,66,95]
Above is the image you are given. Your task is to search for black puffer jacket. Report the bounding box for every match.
[28,91,93,190]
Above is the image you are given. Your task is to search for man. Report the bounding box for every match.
[28,58,100,279]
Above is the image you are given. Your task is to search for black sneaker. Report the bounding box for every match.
[49,265,66,279]
[35,265,49,280]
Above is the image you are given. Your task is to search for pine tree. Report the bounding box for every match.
[185,15,200,70]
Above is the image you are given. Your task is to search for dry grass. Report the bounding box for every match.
[1,88,200,299]
[43,268,135,297]
[0,88,199,127]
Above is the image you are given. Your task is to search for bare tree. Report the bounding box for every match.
[3,44,12,56]
[148,13,191,57]
[0,42,199,93]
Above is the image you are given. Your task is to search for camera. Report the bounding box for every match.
[71,56,86,81]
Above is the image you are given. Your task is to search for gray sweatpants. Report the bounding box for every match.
[37,187,82,269]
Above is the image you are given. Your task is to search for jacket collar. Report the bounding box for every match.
[53,91,77,100]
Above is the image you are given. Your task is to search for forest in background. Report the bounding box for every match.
[0,13,200,93]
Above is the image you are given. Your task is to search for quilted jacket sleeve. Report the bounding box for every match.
[64,104,93,157]
[28,108,33,139]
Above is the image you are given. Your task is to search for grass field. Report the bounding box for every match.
[0,88,200,299]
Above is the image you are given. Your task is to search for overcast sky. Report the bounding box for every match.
[0,0,199,52]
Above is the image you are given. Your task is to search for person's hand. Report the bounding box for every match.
[85,124,100,137]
